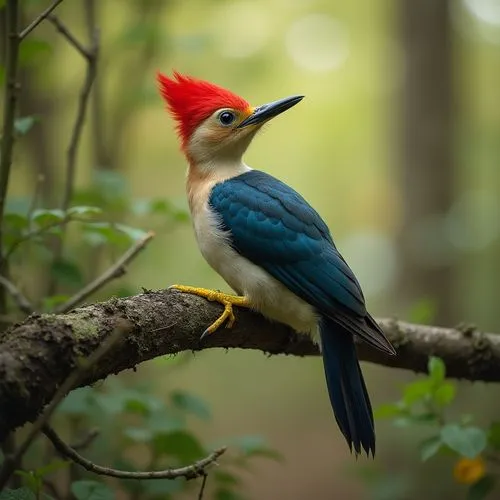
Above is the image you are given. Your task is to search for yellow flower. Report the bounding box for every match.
[453,456,486,484]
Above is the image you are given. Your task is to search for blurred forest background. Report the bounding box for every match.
[1,0,500,499]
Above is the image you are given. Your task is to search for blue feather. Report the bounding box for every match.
[209,169,395,455]
[210,170,394,354]
[209,170,366,314]
[320,316,375,456]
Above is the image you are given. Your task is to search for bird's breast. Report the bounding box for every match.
[190,197,318,337]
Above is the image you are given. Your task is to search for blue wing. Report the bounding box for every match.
[209,170,393,354]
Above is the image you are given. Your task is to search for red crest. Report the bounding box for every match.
[157,71,249,148]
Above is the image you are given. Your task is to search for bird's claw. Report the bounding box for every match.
[169,284,249,340]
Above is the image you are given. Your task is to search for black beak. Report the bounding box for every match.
[237,95,304,128]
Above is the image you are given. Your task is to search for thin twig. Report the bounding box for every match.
[0,324,128,489]
[61,25,99,211]
[4,217,71,259]
[46,7,99,298]
[47,15,91,59]
[0,275,34,314]
[19,0,65,40]
[43,424,225,480]
[55,231,155,313]
[198,473,208,500]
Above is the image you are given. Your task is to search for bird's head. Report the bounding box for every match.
[157,72,303,166]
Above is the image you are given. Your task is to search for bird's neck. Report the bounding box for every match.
[186,159,250,216]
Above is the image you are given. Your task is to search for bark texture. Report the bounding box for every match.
[1,288,498,440]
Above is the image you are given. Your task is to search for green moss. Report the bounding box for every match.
[64,313,100,339]
[39,313,59,324]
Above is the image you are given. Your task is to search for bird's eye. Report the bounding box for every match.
[218,111,236,126]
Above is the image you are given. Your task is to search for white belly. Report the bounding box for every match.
[193,205,319,336]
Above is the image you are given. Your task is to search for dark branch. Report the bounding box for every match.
[0,276,34,314]
[0,288,499,441]
[47,15,92,60]
[43,424,225,480]
[59,20,99,210]
[0,325,126,489]
[0,0,20,254]
[19,0,65,40]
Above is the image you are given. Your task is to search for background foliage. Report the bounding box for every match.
[1,0,499,498]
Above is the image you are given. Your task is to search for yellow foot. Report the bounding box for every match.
[169,284,250,339]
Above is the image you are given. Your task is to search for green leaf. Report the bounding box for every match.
[13,471,41,494]
[35,459,70,478]
[4,213,29,231]
[70,480,114,500]
[83,222,146,246]
[467,475,496,500]
[67,206,102,219]
[147,409,184,434]
[403,379,434,406]
[374,403,406,419]
[393,413,437,428]
[153,430,205,463]
[133,198,190,222]
[42,294,70,311]
[14,116,37,135]
[488,421,500,450]
[114,224,148,242]
[0,488,36,500]
[123,392,163,416]
[51,258,84,287]
[0,65,4,86]
[171,391,211,420]
[433,382,456,406]
[428,357,446,382]
[440,425,487,458]
[407,297,437,324]
[420,435,443,462]
[140,478,183,497]
[19,39,52,65]
[31,209,65,228]
[231,435,283,461]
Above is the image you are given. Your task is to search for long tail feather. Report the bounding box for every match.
[319,316,375,457]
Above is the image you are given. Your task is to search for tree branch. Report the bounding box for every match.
[0,0,20,259]
[43,424,225,480]
[55,231,155,313]
[0,275,34,314]
[59,20,99,210]
[19,0,65,40]
[0,288,499,441]
[47,15,92,60]
[0,324,127,489]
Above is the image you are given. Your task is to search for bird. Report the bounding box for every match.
[157,71,396,457]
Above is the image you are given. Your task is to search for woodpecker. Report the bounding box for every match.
[157,72,396,457]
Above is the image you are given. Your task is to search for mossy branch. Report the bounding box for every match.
[0,288,499,440]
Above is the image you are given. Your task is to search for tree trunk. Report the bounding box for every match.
[397,0,455,325]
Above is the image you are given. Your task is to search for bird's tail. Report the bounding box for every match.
[319,316,375,457]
